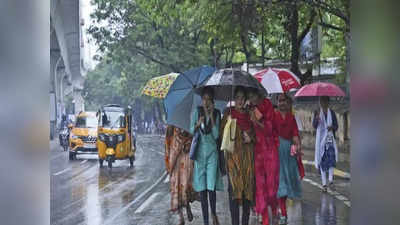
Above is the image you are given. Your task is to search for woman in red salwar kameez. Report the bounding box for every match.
[248,89,280,225]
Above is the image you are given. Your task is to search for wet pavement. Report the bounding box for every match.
[51,134,350,225]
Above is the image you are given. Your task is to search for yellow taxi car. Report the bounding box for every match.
[68,111,98,160]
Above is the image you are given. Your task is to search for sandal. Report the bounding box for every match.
[212,214,220,225]
[322,185,328,193]
[329,182,335,191]
[178,216,185,225]
[279,216,288,225]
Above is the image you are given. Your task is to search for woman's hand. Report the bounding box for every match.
[243,131,251,143]
[249,110,256,122]
[196,116,204,130]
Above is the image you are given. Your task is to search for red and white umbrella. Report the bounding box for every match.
[294,82,346,97]
[253,68,301,93]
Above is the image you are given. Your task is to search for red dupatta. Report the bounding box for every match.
[230,108,252,131]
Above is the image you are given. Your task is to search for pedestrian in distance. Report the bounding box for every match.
[313,96,339,192]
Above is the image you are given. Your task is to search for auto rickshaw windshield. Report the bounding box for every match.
[101,111,125,128]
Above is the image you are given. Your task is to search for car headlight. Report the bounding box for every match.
[117,134,125,142]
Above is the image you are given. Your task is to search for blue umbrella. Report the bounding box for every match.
[164,66,226,133]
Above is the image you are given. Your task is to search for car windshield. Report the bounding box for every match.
[75,116,98,128]
[101,111,125,128]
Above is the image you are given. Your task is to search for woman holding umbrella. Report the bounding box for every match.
[275,93,302,225]
[247,89,280,225]
[313,96,339,192]
[220,86,255,225]
[190,87,223,225]
[295,82,344,192]
[165,125,195,225]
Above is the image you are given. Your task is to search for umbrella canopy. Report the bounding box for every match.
[295,82,346,97]
[163,66,227,133]
[141,73,179,98]
[195,68,267,101]
[253,68,301,93]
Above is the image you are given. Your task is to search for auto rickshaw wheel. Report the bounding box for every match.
[99,159,104,168]
[129,156,134,168]
[69,152,76,160]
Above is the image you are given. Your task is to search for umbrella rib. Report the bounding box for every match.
[180,72,194,87]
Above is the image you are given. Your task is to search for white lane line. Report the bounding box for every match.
[51,153,65,161]
[147,148,164,156]
[134,192,161,214]
[302,178,351,208]
[53,168,71,176]
[104,171,168,225]
[80,160,88,164]
[164,175,170,183]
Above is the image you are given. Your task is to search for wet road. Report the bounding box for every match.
[51,134,350,225]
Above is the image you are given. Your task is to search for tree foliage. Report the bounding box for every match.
[85,0,350,119]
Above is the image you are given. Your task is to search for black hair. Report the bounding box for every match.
[234,86,247,99]
[279,93,292,103]
[320,96,330,102]
[247,88,263,97]
[201,87,215,101]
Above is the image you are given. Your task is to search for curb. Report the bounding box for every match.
[302,160,351,179]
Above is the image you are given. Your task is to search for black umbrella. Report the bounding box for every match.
[195,68,268,101]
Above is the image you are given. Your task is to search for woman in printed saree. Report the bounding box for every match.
[220,87,255,225]
[275,93,302,225]
[165,125,195,225]
[190,87,223,225]
[247,89,280,225]
[313,96,338,192]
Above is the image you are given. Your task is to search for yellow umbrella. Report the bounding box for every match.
[141,73,179,98]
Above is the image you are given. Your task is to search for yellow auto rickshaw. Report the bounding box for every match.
[97,104,136,168]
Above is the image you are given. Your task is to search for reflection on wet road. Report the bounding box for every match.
[51,134,350,225]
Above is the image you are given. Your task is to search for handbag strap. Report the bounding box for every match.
[229,115,236,141]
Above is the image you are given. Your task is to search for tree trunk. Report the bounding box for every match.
[288,2,302,78]
[262,31,265,67]
[240,33,251,72]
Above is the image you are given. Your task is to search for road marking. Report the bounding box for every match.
[80,160,88,164]
[103,171,168,225]
[147,148,164,156]
[134,192,161,214]
[302,160,351,179]
[303,178,351,208]
[51,153,65,161]
[164,175,170,183]
[53,168,71,176]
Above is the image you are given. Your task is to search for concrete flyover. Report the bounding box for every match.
[50,0,86,139]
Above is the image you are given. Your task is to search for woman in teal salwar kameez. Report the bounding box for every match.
[190,87,223,225]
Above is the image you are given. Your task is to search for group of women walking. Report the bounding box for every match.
[165,87,337,225]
